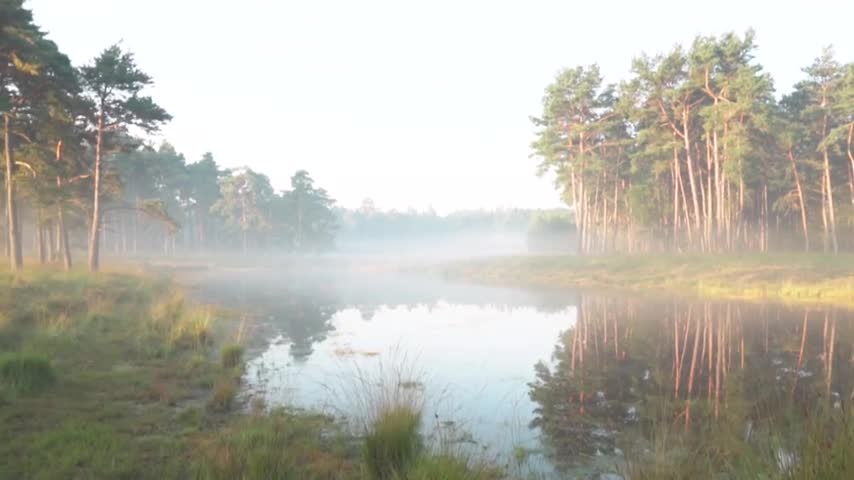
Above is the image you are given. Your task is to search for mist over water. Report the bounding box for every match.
[183,258,854,478]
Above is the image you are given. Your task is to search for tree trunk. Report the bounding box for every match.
[36,209,45,265]
[824,148,838,254]
[46,219,55,262]
[847,123,854,209]
[88,114,104,271]
[57,193,72,271]
[788,149,810,252]
[4,114,22,271]
[682,108,702,248]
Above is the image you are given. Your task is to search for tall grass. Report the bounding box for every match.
[0,354,55,394]
[221,344,244,369]
[193,409,357,480]
[402,454,500,480]
[363,406,423,479]
[622,402,854,479]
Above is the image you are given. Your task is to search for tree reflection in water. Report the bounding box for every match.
[529,295,854,475]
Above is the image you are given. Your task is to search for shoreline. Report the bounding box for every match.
[443,253,854,308]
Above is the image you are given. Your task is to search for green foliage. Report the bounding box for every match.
[0,353,54,394]
[363,406,423,480]
[79,44,171,131]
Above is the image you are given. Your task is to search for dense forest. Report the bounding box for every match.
[533,31,853,254]
[1,1,340,271]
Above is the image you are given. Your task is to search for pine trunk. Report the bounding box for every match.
[88,114,104,271]
[4,114,22,271]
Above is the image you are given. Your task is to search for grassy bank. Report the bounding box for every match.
[444,254,854,306]
[0,268,498,479]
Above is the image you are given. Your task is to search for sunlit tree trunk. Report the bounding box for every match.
[682,108,702,249]
[88,113,104,271]
[788,149,810,252]
[55,139,73,271]
[821,103,838,253]
[4,114,22,271]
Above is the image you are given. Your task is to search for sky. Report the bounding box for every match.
[27,0,853,214]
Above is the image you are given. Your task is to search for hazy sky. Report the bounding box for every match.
[27,0,852,213]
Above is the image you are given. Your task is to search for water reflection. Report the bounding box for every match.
[190,267,854,477]
[529,296,854,475]
[190,268,578,362]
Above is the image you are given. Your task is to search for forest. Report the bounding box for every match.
[1,1,340,272]
[533,31,853,254]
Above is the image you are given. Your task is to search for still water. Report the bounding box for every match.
[190,266,854,478]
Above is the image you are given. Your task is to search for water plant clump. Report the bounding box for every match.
[221,344,245,369]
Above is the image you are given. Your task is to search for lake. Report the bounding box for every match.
[188,263,854,478]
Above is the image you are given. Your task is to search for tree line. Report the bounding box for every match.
[533,30,853,254]
[1,1,337,272]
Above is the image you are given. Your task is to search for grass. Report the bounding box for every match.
[402,454,500,480]
[221,343,244,369]
[193,409,359,479]
[0,267,507,479]
[619,396,854,479]
[0,269,233,478]
[0,353,55,394]
[363,406,423,479]
[444,253,854,307]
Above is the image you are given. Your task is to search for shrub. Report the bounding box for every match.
[0,354,55,394]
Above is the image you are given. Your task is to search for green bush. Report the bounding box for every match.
[363,406,422,479]
[0,354,55,394]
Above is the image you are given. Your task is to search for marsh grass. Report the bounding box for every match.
[364,405,423,479]
[208,375,239,412]
[401,454,501,480]
[446,253,854,307]
[0,353,54,394]
[0,269,231,479]
[221,344,245,369]
[622,400,854,479]
[0,268,506,480]
[193,409,359,480]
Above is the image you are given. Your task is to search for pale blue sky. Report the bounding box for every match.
[28,0,852,213]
